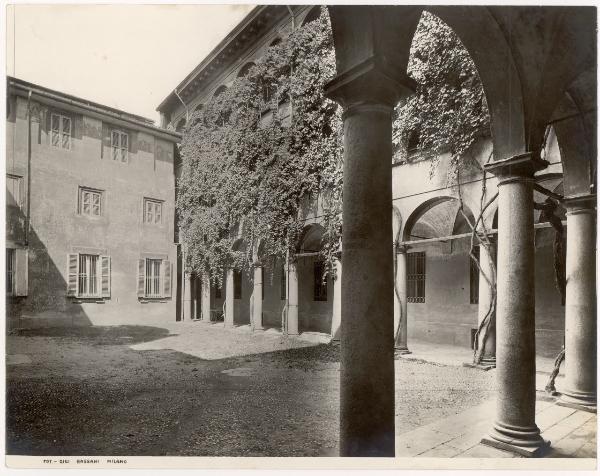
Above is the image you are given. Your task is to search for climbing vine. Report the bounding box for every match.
[177,8,342,283]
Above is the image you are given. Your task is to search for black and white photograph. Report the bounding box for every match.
[3,2,597,470]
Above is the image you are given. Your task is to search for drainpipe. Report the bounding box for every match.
[25,89,32,246]
[173,88,189,123]
[286,5,296,30]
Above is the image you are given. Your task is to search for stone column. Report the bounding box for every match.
[326,73,413,457]
[287,261,299,335]
[558,194,597,412]
[394,245,410,354]
[477,242,496,366]
[481,153,549,457]
[331,258,342,340]
[253,263,264,330]
[183,272,193,321]
[224,269,234,327]
[201,275,211,322]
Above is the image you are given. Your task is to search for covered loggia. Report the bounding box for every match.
[295,223,334,334]
[399,197,479,348]
[324,4,595,457]
[223,238,252,327]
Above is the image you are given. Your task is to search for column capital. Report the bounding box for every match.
[396,243,408,254]
[484,152,548,184]
[325,56,415,110]
[563,193,597,215]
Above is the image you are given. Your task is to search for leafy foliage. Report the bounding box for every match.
[393,11,490,178]
[177,9,342,283]
[177,9,490,283]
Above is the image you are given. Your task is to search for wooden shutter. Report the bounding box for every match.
[67,253,78,296]
[137,259,146,297]
[162,260,172,298]
[14,248,28,296]
[100,256,111,298]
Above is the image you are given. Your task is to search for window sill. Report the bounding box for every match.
[139,298,169,303]
[71,297,107,304]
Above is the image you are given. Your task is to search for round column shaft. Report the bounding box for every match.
[559,194,597,412]
[482,153,548,456]
[225,269,234,327]
[331,258,342,340]
[339,103,395,457]
[253,265,263,330]
[287,262,299,335]
[394,246,410,354]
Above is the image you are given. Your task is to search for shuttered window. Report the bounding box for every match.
[6,248,28,297]
[111,130,128,163]
[407,252,426,303]
[137,258,172,299]
[51,113,71,150]
[67,253,110,299]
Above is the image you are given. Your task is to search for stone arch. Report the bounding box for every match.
[296,223,326,253]
[175,117,186,132]
[213,85,228,99]
[550,68,596,196]
[403,196,475,242]
[301,6,321,27]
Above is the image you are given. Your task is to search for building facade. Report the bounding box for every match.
[6,77,181,328]
[158,5,572,359]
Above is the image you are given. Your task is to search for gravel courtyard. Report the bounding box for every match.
[6,323,496,456]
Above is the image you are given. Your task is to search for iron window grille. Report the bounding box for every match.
[407,252,426,303]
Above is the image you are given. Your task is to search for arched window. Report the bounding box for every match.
[237,62,256,78]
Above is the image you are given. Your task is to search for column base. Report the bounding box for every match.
[481,421,549,457]
[558,390,597,413]
[395,346,411,355]
[462,362,495,371]
[480,435,550,458]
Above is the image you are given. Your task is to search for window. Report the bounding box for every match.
[145,259,162,298]
[66,253,110,299]
[136,257,172,299]
[51,113,71,150]
[144,198,163,225]
[407,252,426,303]
[280,264,286,300]
[6,175,21,209]
[6,248,27,297]
[6,249,15,295]
[234,270,242,299]
[78,254,99,297]
[314,261,328,302]
[111,130,128,163]
[79,187,102,217]
[470,247,480,305]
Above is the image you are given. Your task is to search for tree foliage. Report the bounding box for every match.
[177,9,342,282]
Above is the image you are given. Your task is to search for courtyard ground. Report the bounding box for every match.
[5,321,596,461]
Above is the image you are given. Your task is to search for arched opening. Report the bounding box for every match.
[213,85,228,99]
[237,62,256,78]
[230,238,251,326]
[295,224,332,334]
[175,117,186,133]
[269,37,282,47]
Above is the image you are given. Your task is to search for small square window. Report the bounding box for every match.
[111,130,128,163]
[51,113,71,150]
[144,198,163,225]
[79,187,103,217]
